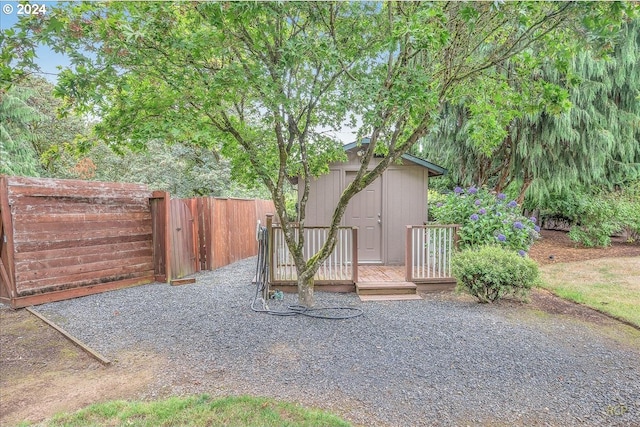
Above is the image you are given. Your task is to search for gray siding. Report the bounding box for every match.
[299,150,431,264]
[303,169,341,226]
[384,167,428,264]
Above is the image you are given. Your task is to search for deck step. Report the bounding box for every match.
[358,294,423,302]
[356,281,417,296]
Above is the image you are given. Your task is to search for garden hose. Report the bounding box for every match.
[251,224,363,320]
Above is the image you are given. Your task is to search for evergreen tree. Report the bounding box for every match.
[0,86,43,176]
[416,19,640,203]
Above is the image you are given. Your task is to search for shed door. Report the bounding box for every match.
[345,172,382,263]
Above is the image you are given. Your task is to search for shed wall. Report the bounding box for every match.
[299,153,429,264]
[384,167,428,264]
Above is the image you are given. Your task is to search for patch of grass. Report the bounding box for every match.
[539,257,640,327]
[32,395,351,427]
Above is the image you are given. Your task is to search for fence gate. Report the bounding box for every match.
[169,199,197,279]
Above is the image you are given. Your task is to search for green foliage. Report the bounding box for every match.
[0,76,94,178]
[412,17,640,202]
[73,140,269,199]
[430,187,539,254]
[535,182,640,247]
[0,86,43,176]
[566,197,619,247]
[452,245,540,303]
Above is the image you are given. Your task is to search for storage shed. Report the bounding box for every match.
[300,140,446,265]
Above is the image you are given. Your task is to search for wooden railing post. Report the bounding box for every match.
[266,213,274,284]
[351,227,358,283]
[405,225,413,282]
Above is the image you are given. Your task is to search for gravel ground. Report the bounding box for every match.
[37,257,640,426]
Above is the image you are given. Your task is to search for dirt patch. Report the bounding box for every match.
[529,229,640,265]
[0,308,164,426]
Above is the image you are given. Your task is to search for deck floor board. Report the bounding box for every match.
[357,265,406,282]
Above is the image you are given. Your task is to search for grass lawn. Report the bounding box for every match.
[20,395,351,427]
[539,257,640,328]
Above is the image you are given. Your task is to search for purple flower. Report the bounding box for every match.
[470,214,479,221]
[436,202,443,207]
[468,186,478,195]
[534,225,541,233]
[513,221,524,230]
[497,233,506,242]
[530,216,537,223]
[474,199,482,206]
[497,193,506,200]
[479,208,486,215]
[518,250,526,257]
[507,200,518,208]
[454,186,463,194]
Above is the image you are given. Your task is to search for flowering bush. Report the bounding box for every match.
[430,187,539,255]
[452,245,539,303]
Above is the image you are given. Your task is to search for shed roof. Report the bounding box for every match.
[343,138,447,177]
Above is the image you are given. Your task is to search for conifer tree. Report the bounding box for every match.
[416,19,640,203]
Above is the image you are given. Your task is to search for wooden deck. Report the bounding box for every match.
[357,265,406,282]
[270,264,455,296]
[355,265,418,301]
[357,264,455,294]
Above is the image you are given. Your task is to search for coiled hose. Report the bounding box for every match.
[251,225,363,319]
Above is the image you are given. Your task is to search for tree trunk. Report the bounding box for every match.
[297,274,314,307]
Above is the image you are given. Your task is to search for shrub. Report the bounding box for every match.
[430,186,539,254]
[452,245,539,303]
[534,182,640,247]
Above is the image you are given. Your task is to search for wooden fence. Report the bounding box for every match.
[405,224,459,285]
[151,195,275,282]
[1,175,275,308]
[0,176,155,308]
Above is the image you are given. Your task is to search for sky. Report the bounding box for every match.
[1,1,70,83]
[0,0,359,143]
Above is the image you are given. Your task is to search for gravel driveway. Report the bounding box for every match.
[37,257,640,426]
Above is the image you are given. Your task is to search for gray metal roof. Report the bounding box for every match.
[343,138,447,177]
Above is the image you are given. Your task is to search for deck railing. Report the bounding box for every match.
[405,224,459,283]
[266,215,358,284]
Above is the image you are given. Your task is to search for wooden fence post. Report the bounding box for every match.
[453,224,460,249]
[151,191,171,283]
[0,175,17,302]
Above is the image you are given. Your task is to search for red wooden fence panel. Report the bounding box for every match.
[154,196,274,281]
[0,175,155,308]
[206,198,275,269]
[150,191,170,283]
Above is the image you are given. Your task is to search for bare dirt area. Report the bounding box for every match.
[0,229,638,427]
[0,308,163,426]
[529,229,640,265]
